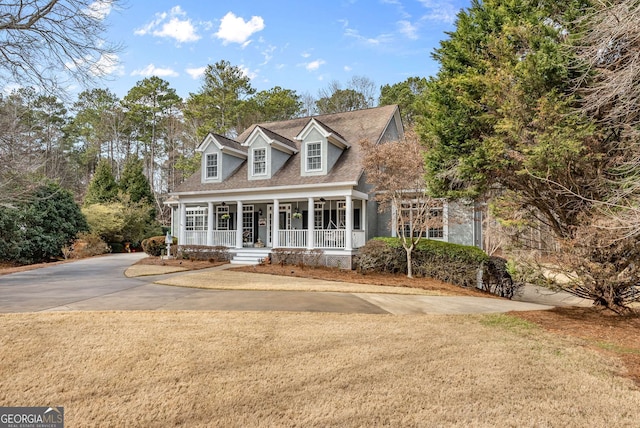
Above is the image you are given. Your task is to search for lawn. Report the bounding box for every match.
[1,311,639,427]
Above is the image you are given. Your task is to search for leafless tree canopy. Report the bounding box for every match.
[362,130,440,278]
[0,0,123,93]
[575,0,640,128]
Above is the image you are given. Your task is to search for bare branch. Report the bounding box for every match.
[0,0,124,96]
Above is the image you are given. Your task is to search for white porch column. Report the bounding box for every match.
[307,197,314,249]
[272,198,280,248]
[361,199,367,240]
[207,202,214,246]
[235,200,243,249]
[179,203,186,245]
[345,195,353,250]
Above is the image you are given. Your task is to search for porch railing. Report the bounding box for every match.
[314,229,346,248]
[211,230,236,247]
[185,229,364,249]
[184,231,207,246]
[279,229,307,248]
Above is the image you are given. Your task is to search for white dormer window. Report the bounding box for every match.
[306,142,322,171]
[205,153,218,179]
[253,148,266,175]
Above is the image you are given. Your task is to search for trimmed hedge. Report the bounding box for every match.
[141,235,177,257]
[178,245,230,262]
[356,237,489,288]
[270,248,324,267]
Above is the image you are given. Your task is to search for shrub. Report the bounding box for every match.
[177,245,229,262]
[480,256,523,299]
[270,248,325,267]
[356,237,489,288]
[109,242,125,253]
[141,236,168,257]
[69,232,110,258]
[355,239,404,274]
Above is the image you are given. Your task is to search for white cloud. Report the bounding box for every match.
[305,59,326,71]
[65,52,123,77]
[261,45,276,65]
[398,20,419,40]
[301,51,311,58]
[186,67,206,79]
[215,12,265,45]
[239,65,257,80]
[90,52,123,77]
[344,65,352,72]
[344,28,393,46]
[85,0,113,20]
[131,64,179,77]
[418,0,459,24]
[135,6,200,44]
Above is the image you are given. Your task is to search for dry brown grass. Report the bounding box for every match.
[1,311,639,427]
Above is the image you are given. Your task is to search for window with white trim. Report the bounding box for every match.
[242,205,254,243]
[428,208,444,238]
[217,205,230,230]
[186,207,208,231]
[337,201,346,229]
[253,148,266,175]
[205,153,218,179]
[314,202,324,229]
[306,142,322,171]
[399,202,444,239]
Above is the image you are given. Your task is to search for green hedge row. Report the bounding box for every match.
[355,237,489,288]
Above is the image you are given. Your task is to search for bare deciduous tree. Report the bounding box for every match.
[0,0,123,94]
[362,130,440,278]
[575,0,640,130]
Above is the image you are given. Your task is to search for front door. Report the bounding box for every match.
[266,204,291,247]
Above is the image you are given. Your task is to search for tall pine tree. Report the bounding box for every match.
[83,159,118,206]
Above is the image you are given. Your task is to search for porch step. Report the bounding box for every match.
[230,249,271,265]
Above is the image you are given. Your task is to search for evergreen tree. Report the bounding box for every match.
[16,182,88,264]
[84,159,118,206]
[185,60,256,139]
[119,156,154,206]
[418,0,596,237]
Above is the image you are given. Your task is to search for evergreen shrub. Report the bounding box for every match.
[356,237,489,288]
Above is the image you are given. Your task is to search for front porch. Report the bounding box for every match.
[172,195,369,252]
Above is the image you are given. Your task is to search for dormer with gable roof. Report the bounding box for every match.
[295,118,350,177]
[244,126,298,180]
[196,133,247,183]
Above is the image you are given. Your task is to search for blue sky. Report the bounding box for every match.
[99,0,470,100]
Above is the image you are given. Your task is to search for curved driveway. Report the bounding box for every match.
[0,253,558,314]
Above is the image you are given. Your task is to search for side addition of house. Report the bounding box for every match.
[166,105,482,267]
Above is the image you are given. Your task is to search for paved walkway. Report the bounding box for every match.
[0,253,588,315]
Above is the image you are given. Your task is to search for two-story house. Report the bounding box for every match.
[167,105,482,267]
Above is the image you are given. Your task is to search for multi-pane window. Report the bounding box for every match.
[307,142,322,171]
[186,207,208,231]
[337,201,346,228]
[217,205,230,230]
[242,205,254,244]
[314,202,324,229]
[253,148,266,175]
[399,201,444,239]
[428,208,444,238]
[206,153,218,178]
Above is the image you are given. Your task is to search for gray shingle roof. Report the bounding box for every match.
[253,126,298,152]
[172,105,399,194]
[211,133,246,153]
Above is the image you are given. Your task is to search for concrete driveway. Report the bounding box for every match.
[0,253,567,315]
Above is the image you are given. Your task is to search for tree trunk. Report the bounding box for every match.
[406,246,413,279]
